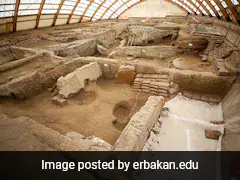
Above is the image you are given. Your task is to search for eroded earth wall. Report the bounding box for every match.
[222,78,240,151]
[0,113,111,151]
[57,62,102,98]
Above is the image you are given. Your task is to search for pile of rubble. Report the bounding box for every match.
[209,41,238,76]
[132,73,179,98]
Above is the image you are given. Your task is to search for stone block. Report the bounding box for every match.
[57,62,102,98]
[205,130,222,140]
[97,44,110,56]
[115,65,136,84]
[113,46,178,59]
[52,95,67,106]
[202,55,208,62]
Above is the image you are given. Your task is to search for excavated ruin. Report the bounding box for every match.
[0,16,239,151]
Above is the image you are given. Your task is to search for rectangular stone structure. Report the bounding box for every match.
[56,62,102,98]
[112,96,165,151]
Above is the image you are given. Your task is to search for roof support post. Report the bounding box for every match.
[67,0,81,24]
[100,0,118,19]
[52,0,65,26]
[36,0,46,28]
[80,0,94,22]
[13,0,21,32]
[90,0,107,21]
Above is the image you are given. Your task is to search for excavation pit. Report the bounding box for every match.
[112,100,132,130]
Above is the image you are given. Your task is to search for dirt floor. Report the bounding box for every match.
[24,40,59,49]
[174,53,212,72]
[117,52,211,72]
[0,78,149,145]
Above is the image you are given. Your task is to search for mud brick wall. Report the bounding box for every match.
[46,39,97,57]
[73,57,121,79]
[112,96,165,151]
[210,41,239,76]
[133,63,235,96]
[189,15,240,49]
[114,46,178,59]
[132,73,179,97]
[0,57,89,99]
[56,62,102,98]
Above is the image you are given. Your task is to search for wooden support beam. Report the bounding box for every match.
[109,0,131,19]
[224,0,239,22]
[80,0,94,22]
[13,0,21,32]
[90,0,107,21]
[165,0,196,14]
[117,0,190,18]
[36,0,46,28]
[212,0,228,19]
[185,1,203,15]
[205,0,218,16]
[117,1,142,18]
[195,0,211,15]
[111,0,195,19]
[67,0,81,24]
[52,0,65,26]
[166,0,189,14]
[116,0,200,19]
[100,0,118,19]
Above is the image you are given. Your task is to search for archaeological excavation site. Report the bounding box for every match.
[0,0,239,152]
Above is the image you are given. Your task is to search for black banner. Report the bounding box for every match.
[0,152,239,180]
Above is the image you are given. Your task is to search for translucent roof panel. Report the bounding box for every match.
[0,0,239,30]
[18,0,41,16]
[42,0,62,14]
[0,0,16,18]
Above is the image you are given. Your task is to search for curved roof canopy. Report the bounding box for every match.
[0,0,239,31]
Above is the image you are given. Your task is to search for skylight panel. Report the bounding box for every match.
[231,0,239,5]
[221,1,228,8]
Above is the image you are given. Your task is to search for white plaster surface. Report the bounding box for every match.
[144,93,224,151]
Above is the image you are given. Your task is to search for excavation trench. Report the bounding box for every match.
[0,19,239,152]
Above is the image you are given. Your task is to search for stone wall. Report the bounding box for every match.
[0,112,111,151]
[133,73,179,98]
[112,96,165,151]
[134,63,235,96]
[188,15,240,49]
[56,62,102,98]
[0,57,87,99]
[73,57,121,79]
[46,38,97,57]
[221,78,240,151]
[111,46,178,59]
